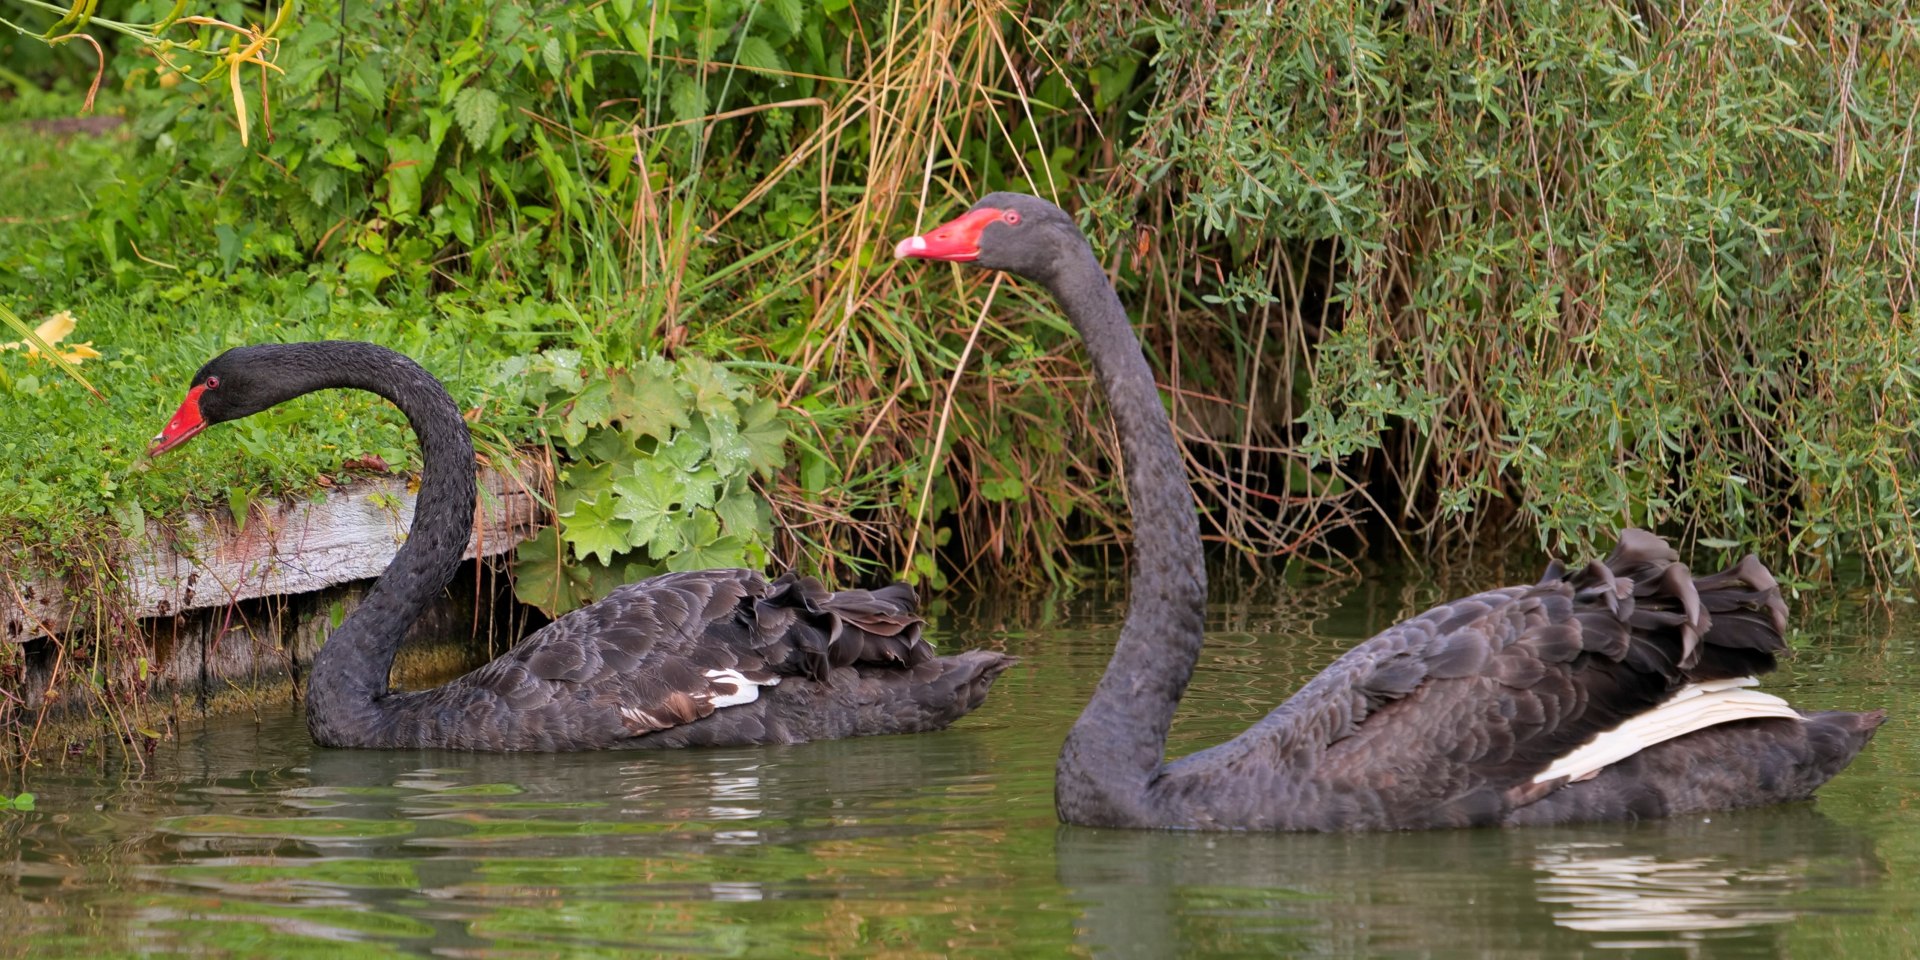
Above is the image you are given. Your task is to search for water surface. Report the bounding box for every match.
[2,563,1916,958]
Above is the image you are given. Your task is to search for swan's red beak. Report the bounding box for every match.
[893,207,1003,262]
[149,384,209,456]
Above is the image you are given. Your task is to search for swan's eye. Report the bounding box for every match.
[204,376,221,390]
[1003,211,1021,225]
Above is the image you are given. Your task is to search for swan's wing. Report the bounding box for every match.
[446,569,933,743]
[1161,530,1790,829]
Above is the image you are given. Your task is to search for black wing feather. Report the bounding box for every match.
[1153,529,1829,830]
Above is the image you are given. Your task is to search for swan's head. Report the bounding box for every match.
[893,192,1085,280]
[149,344,316,456]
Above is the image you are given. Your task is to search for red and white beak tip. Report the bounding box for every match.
[148,385,207,456]
[893,235,930,259]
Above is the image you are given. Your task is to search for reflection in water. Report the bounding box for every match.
[1535,846,1796,938]
[1055,806,1884,959]
[0,566,1914,958]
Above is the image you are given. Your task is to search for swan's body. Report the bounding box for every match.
[897,193,1883,830]
[149,342,1010,751]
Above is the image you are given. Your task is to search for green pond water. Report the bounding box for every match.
[2,563,1917,958]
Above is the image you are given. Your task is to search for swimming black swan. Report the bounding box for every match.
[147,341,1012,750]
[895,192,1884,830]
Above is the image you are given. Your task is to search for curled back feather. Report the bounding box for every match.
[749,573,933,681]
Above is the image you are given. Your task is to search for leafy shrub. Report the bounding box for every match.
[488,349,787,615]
[9,0,1920,592]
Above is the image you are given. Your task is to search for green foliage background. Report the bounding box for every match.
[3,0,1918,595]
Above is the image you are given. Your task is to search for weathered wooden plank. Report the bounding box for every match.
[2,465,544,641]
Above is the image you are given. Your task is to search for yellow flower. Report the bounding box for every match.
[1,310,101,364]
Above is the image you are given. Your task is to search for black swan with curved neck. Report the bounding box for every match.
[896,192,1884,830]
[148,342,1012,751]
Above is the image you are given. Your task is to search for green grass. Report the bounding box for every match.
[0,295,517,549]
[0,125,528,567]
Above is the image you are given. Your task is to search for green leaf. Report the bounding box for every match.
[577,427,637,464]
[555,461,614,516]
[979,476,1027,503]
[513,528,593,616]
[705,413,751,475]
[452,87,502,150]
[306,168,341,207]
[610,461,678,554]
[567,376,615,432]
[681,358,745,421]
[215,223,245,275]
[622,20,651,54]
[696,24,727,60]
[767,0,804,34]
[666,513,744,572]
[384,135,437,215]
[560,491,633,566]
[734,36,787,74]
[444,167,481,204]
[319,142,363,170]
[714,489,765,539]
[800,449,829,493]
[229,484,255,534]
[610,363,692,441]
[1696,538,1743,550]
[542,37,565,81]
[736,398,787,477]
[670,76,706,124]
[653,425,710,473]
[680,464,721,510]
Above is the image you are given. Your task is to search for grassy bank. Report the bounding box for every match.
[3,0,1919,609]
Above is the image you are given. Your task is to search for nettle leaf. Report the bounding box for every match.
[307,168,341,207]
[542,37,565,81]
[734,36,787,75]
[611,363,691,441]
[670,76,706,124]
[513,527,592,615]
[767,0,804,34]
[452,87,502,149]
[610,460,679,554]
[560,491,633,565]
[737,398,787,476]
[696,24,727,60]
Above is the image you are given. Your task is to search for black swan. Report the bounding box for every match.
[147,341,1012,751]
[895,192,1884,830]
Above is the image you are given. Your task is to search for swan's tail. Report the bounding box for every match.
[858,649,1017,732]
[1506,707,1887,826]
[750,573,934,681]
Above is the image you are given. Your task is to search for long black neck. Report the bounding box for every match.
[284,343,477,746]
[1047,239,1209,825]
